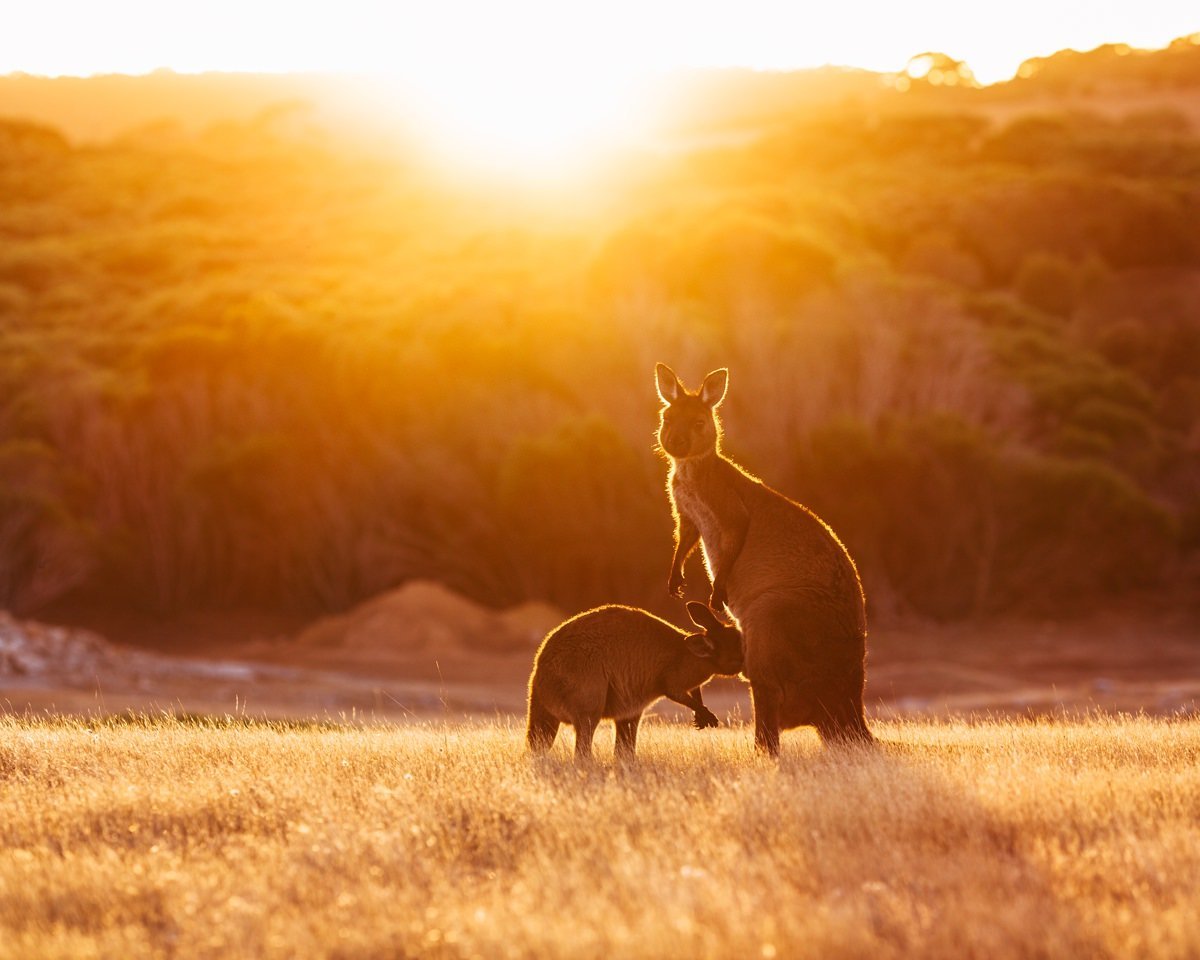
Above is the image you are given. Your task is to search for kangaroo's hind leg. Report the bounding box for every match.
[810,653,873,745]
[750,680,783,757]
[614,715,641,761]
[572,714,600,763]
[567,672,609,763]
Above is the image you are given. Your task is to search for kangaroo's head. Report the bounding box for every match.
[655,363,728,461]
[683,601,744,676]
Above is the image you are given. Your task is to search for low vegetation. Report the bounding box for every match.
[2,43,1199,626]
[1,714,1198,959]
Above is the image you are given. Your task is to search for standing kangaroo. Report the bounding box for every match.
[655,363,872,754]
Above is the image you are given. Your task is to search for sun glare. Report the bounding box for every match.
[7,1,1200,178]
[388,62,651,180]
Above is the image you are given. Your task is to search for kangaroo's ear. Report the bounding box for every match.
[655,363,684,405]
[700,368,729,408]
[685,632,716,658]
[686,601,722,632]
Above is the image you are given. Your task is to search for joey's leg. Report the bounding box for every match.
[751,681,782,757]
[572,716,599,763]
[666,688,719,729]
[614,716,641,760]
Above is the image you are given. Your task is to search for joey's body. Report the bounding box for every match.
[527,603,743,762]
[657,364,871,754]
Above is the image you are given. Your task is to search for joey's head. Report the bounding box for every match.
[655,363,728,461]
[683,601,744,676]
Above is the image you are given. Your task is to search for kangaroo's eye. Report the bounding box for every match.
[694,419,706,429]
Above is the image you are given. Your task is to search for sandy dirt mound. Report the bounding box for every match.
[0,587,567,719]
[5,590,1197,723]
[295,581,561,661]
[0,606,517,718]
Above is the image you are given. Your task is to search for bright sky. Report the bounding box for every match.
[6,1,1198,175]
[6,0,1198,82]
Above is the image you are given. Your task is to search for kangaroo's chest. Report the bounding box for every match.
[672,478,727,554]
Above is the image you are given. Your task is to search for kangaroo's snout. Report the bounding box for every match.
[659,424,694,459]
[712,634,744,675]
[685,600,744,675]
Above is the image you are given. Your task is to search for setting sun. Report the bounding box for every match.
[388,60,650,178]
[7,1,1198,175]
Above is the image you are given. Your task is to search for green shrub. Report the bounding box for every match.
[0,440,94,611]
[1014,253,1080,317]
[497,417,669,612]
[590,209,837,307]
[793,415,1175,618]
[995,454,1175,608]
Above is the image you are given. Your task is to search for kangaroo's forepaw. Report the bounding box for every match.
[693,709,719,730]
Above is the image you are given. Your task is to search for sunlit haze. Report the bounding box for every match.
[6,1,1200,172]
[11,1,1200,80]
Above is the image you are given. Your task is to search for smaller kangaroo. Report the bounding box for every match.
[526,602,744,761]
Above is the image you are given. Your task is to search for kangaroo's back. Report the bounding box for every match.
[725,468,866,637]
[531,606,683,674]
[671,450,865,637]
[530,604,691,739]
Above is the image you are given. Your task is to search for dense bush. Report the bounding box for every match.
[1,80,1197,627]
[791,415,1173,619]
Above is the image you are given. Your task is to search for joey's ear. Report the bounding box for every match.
[685,633,716,658]
[699,368,729,408]
[686,601,722,632]
[655,363,684,405]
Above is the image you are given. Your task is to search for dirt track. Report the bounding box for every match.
[4,589,1197,722]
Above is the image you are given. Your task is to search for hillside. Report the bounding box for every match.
[1,38,1199,640]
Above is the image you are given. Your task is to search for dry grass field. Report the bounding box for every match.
[2,714,1198,959]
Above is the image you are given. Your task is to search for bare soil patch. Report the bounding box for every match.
[4,584,1197,721]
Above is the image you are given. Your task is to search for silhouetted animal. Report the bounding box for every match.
[526,601,744,761]
[655,363,871,754]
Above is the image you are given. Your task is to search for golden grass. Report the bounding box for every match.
[1,713,1198,959]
